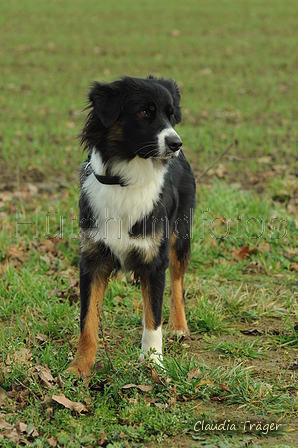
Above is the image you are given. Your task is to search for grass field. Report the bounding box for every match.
[1,0,298,446]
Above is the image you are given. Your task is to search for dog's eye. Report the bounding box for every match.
[140,110,149,118]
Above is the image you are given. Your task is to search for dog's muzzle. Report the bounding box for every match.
[165,135,183,152]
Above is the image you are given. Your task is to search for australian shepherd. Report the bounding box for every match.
[68,75,196,376]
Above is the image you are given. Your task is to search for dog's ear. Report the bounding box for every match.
[156,78,182,124]
[88,81,124,128]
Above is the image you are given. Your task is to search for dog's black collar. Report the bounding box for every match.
[93,172,127,187]
[85,154,127,187]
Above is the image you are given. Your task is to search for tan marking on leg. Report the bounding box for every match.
[168,236,190,334]
[68,276,107,377]
[140,280,155,331]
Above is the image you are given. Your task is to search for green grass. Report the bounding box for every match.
[1,0,298,446]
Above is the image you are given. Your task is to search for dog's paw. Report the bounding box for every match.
[139,351,164,368]
[66,361,92,378]
[174,329,190,338]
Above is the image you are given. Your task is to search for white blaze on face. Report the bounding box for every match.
[157,127,181,157]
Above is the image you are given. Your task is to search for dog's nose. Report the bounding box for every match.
[165,135,183,152]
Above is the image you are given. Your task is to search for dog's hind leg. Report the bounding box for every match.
[68,246,114,377]
[168,234,190,336]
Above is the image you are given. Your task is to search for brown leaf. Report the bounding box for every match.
[52,394,88,414]
[232,245,258,261]
[39,369,55,389]
[36,334,49,344]
[122,383,154,392]
[122,383,138,389]
[98,430,107,446]
[170,29,181,37]
[196,379,215,388]
[290,262,298,272]
[11,348,32,365]
[169,396,176,406]
[5,246,25,260]
[0,428,23,443]
[219,382,231,393]
[154,402,168,409]
[241,328,263,336]
[150,368,165,385]
[47,436,58,447]
[0,418,13,431]
[27,425,39,437]
[187,367,201,382]
[29,364,55,388]
[211,396,224,402]
[43,239,58,254]
[134,392,139,406]
[214,164,228,178]
[136,384,154,392]
[0,388,7,406]
[15,421,27,433]
[40,254,52,265]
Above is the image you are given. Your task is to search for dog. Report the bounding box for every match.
[68,75,196,376]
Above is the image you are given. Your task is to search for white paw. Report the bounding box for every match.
[139,350,164,369]
[140,326,163,367]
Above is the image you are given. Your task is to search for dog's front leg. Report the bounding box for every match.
[139,271,165,365]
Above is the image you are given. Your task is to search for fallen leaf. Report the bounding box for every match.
[196,379,215,388]
[170,29,181,37]
[0,428,22,443]
[122,383,154,392]
[98,430,107,446]
[136,384,154,392]
[122,383,138,389]
[290,262,298,272]
[241,328,263,336]
[214,164,227,178]
[47,436,58,447]
[169,396,176,406]
[187,367,201,382]
[150,368,165,385]
[11,348,32,365]
[219,382,231,393]
[39,369,55,389]
[5,246,25,260]
[29,365,55,389]
[154,402,168,409]
[211,396,224,402]
[232,245,258,261]
[0,418,13,430]
[43,239,59,254]
[36,333,49,344]
[52,394,88,414]
[15,421,27,433]
[26,423,39,437]
[0,388,7,406]
[258,156,272,164]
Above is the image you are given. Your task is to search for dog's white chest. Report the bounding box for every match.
[82,153,167,267]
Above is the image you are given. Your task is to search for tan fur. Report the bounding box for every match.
[67,275,107,376]
[140,280,155,331]
[168,236,190,334]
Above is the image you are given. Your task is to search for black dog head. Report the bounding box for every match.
[81,76,183,164]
